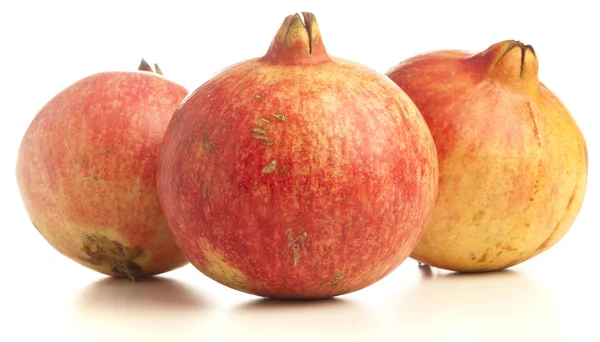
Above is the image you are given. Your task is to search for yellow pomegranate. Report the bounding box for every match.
[386,40,588,272]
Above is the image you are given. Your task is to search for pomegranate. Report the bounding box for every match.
[16,60,190,279]
[157,12,439,298]
[386,40,588,272]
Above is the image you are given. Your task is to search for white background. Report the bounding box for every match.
[1,0,598,341]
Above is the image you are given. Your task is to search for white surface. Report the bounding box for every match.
[1,1,598,341]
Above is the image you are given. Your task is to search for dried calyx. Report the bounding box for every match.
[138,58,163,75]
[475,40,539,96]
[261,12,331,65]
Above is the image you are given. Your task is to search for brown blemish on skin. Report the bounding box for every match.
[261,159,278,174]
[203,181,211,200]
[260,117,272,124]
[195,238,250,293]
[279,165,292,174]
[252,126,274,146]
[535,222,560,253]
[252,135,269,142]
[76,155,89,166]
[99,144,113,157]
[203,139,216,154]
[329,272,344,288]
[339,285,351,294]
[82,233,144,280]
[565,182,578,210]
[496,243,518,252]
[527,102,542,148]
[273,113,287,122]
[285,229,308,267]
[252,126,268,136]
[535,181,579,253]
[254,94,263,100]
[477,248,490,263]
[471,210,485,225]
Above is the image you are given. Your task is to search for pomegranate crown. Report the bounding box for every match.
[138,58,163,75]
[260,12,331,65]
[475,40,540,95]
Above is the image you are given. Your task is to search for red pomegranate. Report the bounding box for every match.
[157,12,439,298]
[16,60,190,279]
[386,40,588,272]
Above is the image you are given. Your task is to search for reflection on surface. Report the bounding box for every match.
[226,296,380,338]
[64,264,567,340]
[73,276,208,312]
[239,297,348,310]
[392,265,562,340]
[70,276,212,339]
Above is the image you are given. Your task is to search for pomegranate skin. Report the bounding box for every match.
[386,40,588,272]
[157,13,439,298]
[16,67,190,279]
